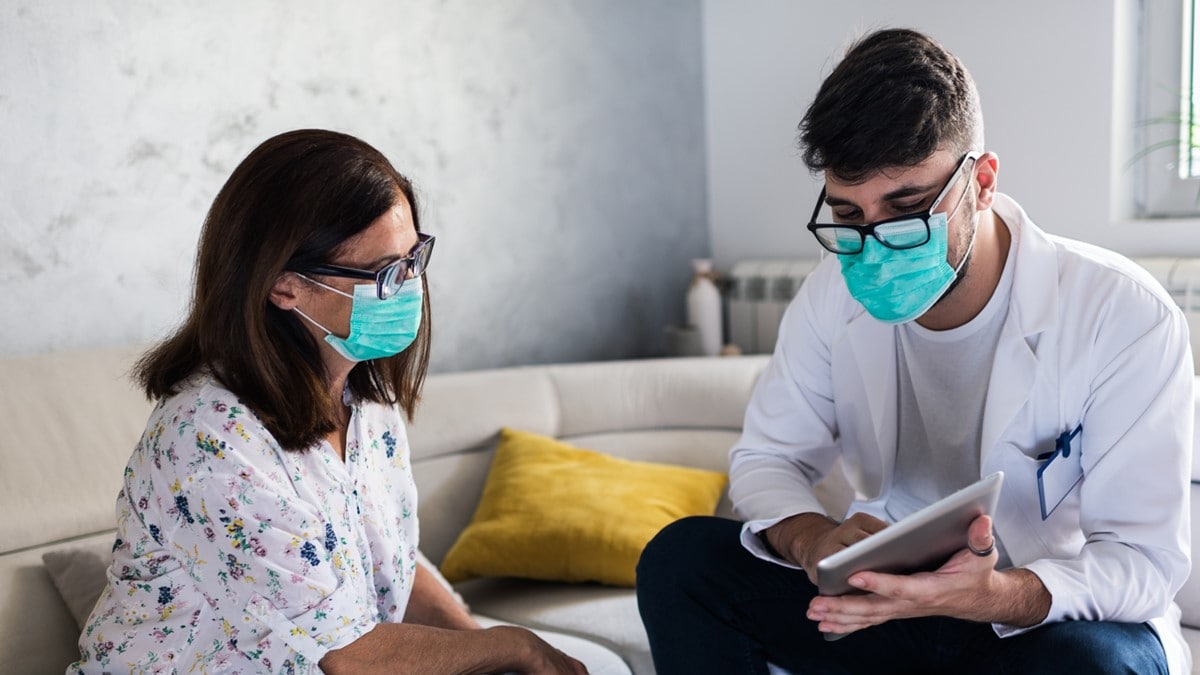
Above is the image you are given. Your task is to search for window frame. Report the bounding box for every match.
[1135,0,1200,217]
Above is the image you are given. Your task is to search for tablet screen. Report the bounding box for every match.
[816,471,1004,597]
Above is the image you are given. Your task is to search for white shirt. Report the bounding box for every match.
[72,377,420,673]
[887,237,1013,524]
[884,228,1015,569]
[730,194,1194,674]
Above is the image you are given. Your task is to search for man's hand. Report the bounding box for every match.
[805,515,1051,636]
[764,511,888,584]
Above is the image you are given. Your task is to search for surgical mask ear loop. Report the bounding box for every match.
[946,171,979,278]
[293,306,334,336]
[295,272,354,299]
[951,218,978,277]
[290,273,351,335]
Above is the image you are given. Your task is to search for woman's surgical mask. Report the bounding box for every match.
[293,274,423,362]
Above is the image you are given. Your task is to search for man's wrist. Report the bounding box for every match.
[985,568,1052,627]
[757,529,784,559]
[764,512,838,568]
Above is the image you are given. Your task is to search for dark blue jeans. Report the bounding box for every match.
[636,516,1168,675]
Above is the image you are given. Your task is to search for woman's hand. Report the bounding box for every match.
[398,561,587,672]
[492,625,589,675]
[320,623,589,675]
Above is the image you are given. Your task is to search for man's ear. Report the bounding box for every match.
[973,151,1000,211]
[268,272,304,311]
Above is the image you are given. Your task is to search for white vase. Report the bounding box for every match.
[686,259,722,357]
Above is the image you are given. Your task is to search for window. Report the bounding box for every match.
[1136,0,1200,216]
[1189,1,1200,178]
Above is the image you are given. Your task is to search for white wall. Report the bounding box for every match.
[0,1,708,371]
[703,0,1200,270]
[12,1,1186,369]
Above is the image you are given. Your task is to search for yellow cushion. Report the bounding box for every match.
[439,428,728,587]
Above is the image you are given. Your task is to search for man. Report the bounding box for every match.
[636,28,1193,674]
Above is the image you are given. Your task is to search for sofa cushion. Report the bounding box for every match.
[408,368,560,463]
[1193,377,1200,482]
[1175,482,1200,629]
[42,537,114,629]
[0,531,114,674]
[440,428,727,587]
[411,429,752,566]
[563,429,743,520]
[0,346,151,553]
[406,356,770,567]
[562,429,855,522]
[547,356,767,437]
[405,356,771,465]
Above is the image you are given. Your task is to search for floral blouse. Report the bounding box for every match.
[72,377,420,673]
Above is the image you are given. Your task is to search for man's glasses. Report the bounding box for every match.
[300,232,435,300]
[806,152,980,255]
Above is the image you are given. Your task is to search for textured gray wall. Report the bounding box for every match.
[0,1,707,372]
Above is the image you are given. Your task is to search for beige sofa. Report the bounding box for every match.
[0,346,794,673]
[3,345,1199,674]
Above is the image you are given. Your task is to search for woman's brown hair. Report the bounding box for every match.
[135,129,432,449]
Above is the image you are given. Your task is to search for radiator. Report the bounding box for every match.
[726,259,819,354]
[726,256,1200,364]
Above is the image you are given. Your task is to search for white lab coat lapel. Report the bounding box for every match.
[978,199,1061,560]
[979,204,1059,466]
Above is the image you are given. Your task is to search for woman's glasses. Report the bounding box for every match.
[301,232,435,300]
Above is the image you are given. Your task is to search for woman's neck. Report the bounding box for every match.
[325,363,354,460]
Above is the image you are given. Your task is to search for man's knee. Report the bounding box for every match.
[1009,621,1167,675]
[637,516,736,596]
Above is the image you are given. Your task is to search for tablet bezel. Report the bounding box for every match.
[815,471,1004,597]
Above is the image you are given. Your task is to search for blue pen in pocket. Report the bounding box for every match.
[1036,424,1084,520]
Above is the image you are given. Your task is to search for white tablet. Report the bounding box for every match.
[816,471,1004,597]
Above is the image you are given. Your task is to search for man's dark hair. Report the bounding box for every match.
[799,28,983,183]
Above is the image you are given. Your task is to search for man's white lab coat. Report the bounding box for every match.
[731,194,1194,673]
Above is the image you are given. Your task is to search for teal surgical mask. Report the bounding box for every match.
[839,209,976,324]
[293,274,423,362]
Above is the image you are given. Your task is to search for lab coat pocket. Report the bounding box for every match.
[990,442,1083,566]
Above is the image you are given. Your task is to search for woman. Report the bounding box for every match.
[73,129,587,674]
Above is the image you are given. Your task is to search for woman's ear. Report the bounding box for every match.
[973,151,1000,211]
[268,272,304,311]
